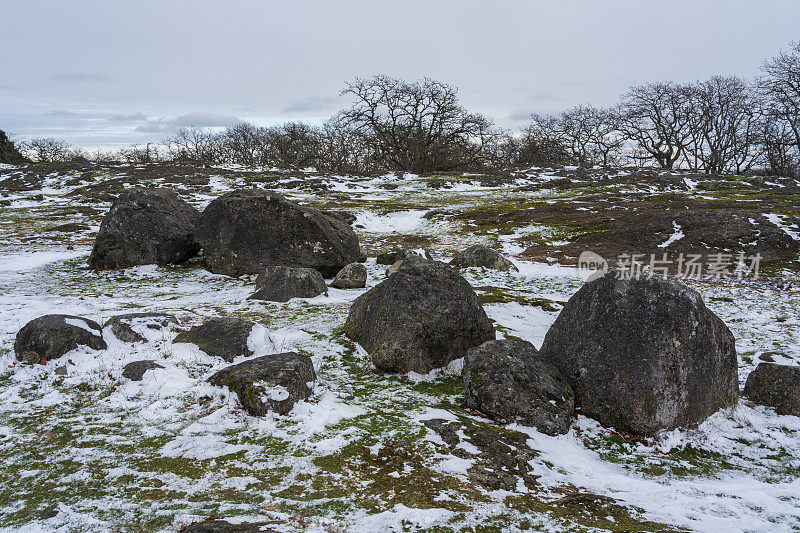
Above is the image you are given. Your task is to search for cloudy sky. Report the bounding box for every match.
[2,0,799,148]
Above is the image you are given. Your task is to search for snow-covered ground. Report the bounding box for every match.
[0,165,799,532]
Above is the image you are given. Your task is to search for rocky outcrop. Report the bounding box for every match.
[14,314,107,362]
[88,188,200,270]
[344,257,495,374]
[208,352,315,416]
[463,338,574,435]
[195,189,360,277]
[743,363,800,416]
[173,318,257,362]
[450,245,518,271]
[104,312,178,343]
[248,266,328,302]
[538,271,738,436]
[330,262,367,289]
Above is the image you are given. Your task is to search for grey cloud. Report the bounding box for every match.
[134,112,240,133]
[508,110,533,121]
[529,92,564,102]
[281,96,338,114]
[107,113,147,123]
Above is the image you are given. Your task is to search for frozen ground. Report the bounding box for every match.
[0,164,799,532]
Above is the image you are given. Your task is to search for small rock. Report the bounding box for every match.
[14,315,107,362]
[450,245,518,271]
[463,338,574,435]
[173,318,257,362]
[105,312,178,343]
[376,248,432,265]
[385,259,404,277]
[248,266,328,302]
[38,508,58,520]
[54,365,68,376]
[208,352,315,416]
[181,520,276,533]
[758,352,777,362]
[122,360,165,381]
[331,263,367,289]
[743,363,800,416]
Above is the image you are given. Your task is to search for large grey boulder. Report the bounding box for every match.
[344,257,495,374]
[104,312,178,343]
[331,262,367,289]
[14,314,107,362]
[539,271,738,436]
[248,266,327,302]
[195,189,360,277]
[743,363,800,416]
[450,245,518,272]
[173,318,257,362]
[208,352,315,416]
[463,339,574,435]
[89,188,200,270]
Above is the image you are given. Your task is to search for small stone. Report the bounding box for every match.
[743,363,800,416]
[331,263,367,289]
[376,247,432,265]
[14,315,107,363]
[208,352,315,416]
[173,318,257,362]
[122,360,164,381]
[450,245,518,271]
[248,266,328,302]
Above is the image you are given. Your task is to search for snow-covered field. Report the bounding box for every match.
[0,164,799,532]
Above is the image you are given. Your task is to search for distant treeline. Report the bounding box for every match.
[3,41,799,177]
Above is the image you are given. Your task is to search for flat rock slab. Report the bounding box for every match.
[122,360,164,381]
[345,257,495,374]
[464,338,574,435]
[208,352,315,416]
[89,187,200,270]
[744,363,800,416]
[14,314,107,362]
[248,266,327,302]
[173,318,256,362]
[104,312,178,343]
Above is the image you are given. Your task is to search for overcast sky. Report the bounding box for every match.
[2,0,799,148]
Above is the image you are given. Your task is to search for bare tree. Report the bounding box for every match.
[515,114,571,166]
[686,76,759,174]
[759,40,800,175]
[336,75,497,173]
[220,122,265,166]
[22,137,86,163]
[558,105,623,166]
[618,82,695,169]
[164,126,222,164]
